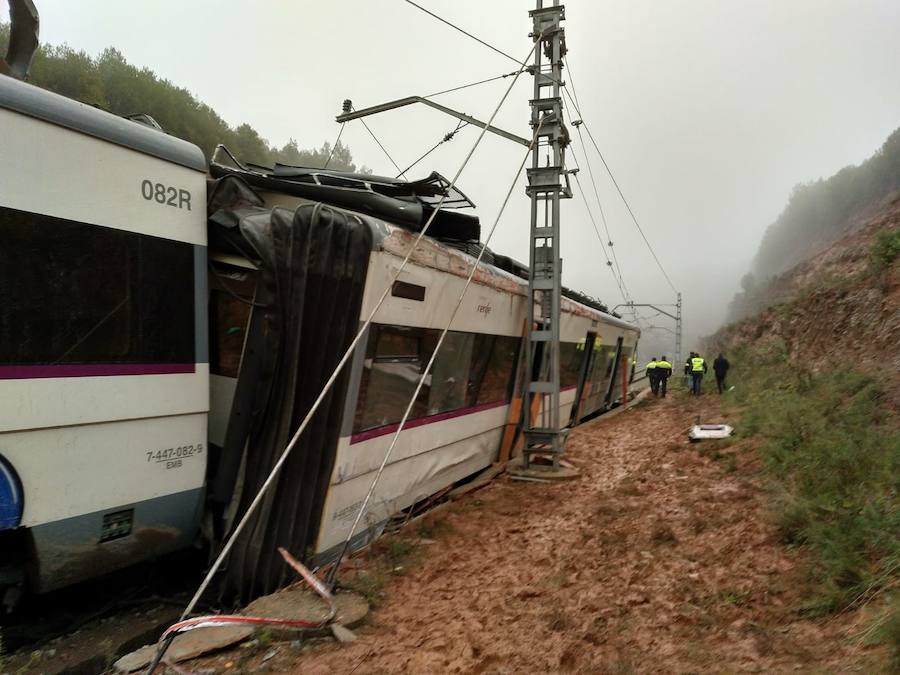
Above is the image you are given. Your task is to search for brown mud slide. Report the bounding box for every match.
[200,389,885,673]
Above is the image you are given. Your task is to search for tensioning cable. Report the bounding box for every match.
[395,0,678,296]
[144,35,542,675]
[326,117,544,588]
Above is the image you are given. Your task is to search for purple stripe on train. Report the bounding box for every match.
[348,384,579,445]
[350,399,509,445]
[0,363,196,380]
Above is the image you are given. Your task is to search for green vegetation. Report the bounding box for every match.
[0,22,366,170]
[727,342,900,660]
[729,127,900,321]
[870,228,900,273]
[339,532,423,608]
[756,128,900,279]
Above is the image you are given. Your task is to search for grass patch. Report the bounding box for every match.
[339,533,423,607]
[882,597,900,670]
[727,343,900,624]
[717,588,752,607]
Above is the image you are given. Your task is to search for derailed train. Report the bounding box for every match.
[0,60,638,604]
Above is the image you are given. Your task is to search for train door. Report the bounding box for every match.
[603,337,625,408]
[569,332,597,425]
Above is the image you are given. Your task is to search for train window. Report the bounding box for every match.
[0,207,194,370]
[559,342,582,388]
[428,332,474,415]
[354,325,432,432]
[467,334,518,407]
[391,281,426,302]
[353,326,520,434]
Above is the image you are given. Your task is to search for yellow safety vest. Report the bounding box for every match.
[646,360,658,370]
[691,356,705,372]
[656,360,672,369]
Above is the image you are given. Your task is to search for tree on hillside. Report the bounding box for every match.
[726,126,900,323]
[0,22,369,172]
[753,127,900,280]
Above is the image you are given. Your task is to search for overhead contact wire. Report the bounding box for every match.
[424,70,519,99]
[567,114,631,300]
[327,117,545,587]
[567,147,629,303]
[396,120,467,179]
[402,0,523,66]
[398,0,676,300]
[397,2,676,297]
[145,36,541,675]
[572,171,627,304]
[561,59,677,294]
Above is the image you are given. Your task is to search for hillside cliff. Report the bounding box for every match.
[711,194,900,406]
[743,127,900,298]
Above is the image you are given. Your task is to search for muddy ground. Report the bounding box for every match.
[193,386,885,674]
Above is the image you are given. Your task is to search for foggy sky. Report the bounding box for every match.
[33,0,900,356]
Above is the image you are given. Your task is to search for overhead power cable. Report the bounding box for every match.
[396,120,468,179]
[424,70,519,99]
[562,57,677,294]
[144,36,542,675]
[567,150,628,303]
[327,117,544,588]
[395,1,679,296]
[354,110,405,178]
[402,0,523,65]
[567,123,631,303]
[322,122,345,170]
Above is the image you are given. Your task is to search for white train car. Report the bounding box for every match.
[205,164,638,598]
[318,224,638,558]
[0,74,209,599]
[0,27,637,603]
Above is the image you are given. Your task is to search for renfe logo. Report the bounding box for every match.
[477,304,492,316]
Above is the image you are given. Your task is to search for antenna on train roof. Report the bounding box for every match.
[1,0,40,81]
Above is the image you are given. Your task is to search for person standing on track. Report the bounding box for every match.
[713,353,731,394]
[646,357,659,395]
[690,352,708,395]
[656,356,673,398]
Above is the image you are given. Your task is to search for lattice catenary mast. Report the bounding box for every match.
[522,0,574,469]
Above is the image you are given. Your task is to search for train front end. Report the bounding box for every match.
[0,74,210,603]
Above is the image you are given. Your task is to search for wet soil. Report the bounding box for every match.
[190,389,888,673]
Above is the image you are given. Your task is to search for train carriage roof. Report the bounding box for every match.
[207,162,637,334]
[0,74,206,171]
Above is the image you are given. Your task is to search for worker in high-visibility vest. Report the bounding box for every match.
[646,357,659,395]
[656,356,673,398]
[690,353,708,395]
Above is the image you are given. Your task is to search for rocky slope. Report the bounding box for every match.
[712,194,900,408]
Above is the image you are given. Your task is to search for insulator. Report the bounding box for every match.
[342,99,353,114]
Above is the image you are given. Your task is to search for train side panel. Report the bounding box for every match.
[0,80,209,592]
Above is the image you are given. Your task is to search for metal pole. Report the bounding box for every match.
[675,292,682,370]
[522,0,571,469]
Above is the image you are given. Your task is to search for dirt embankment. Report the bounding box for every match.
[193,392,883,673]
[713,196,900,407]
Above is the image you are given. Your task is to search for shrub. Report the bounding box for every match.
[729,344,900,615]
[870,228,900,272]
